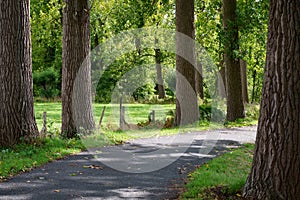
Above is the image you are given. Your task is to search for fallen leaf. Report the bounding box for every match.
[83,165,103,170]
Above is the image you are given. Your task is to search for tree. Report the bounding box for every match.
[62,0,94,138]
[175,0,199,126]
[240,59,249,103]
[155,38,166,99]
[195,61,204,99]
[222,0,245,121]
[30,0,63,99]
[0,0,38,147]
[243,0,300,199]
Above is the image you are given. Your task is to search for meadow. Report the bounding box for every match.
[34,103,175,131]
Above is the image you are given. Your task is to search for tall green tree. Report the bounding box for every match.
[62,0,94,138]
[31,0,62,71]
[30,0,63,99]
[222,0,245,121]
[243,0,300,198]
[0,0,38,146]
[175,0,199,125]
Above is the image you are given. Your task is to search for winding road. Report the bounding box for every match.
[0,126,257,200]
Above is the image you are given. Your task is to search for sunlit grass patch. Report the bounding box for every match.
[181,144,254,199]
[0,138,84,181]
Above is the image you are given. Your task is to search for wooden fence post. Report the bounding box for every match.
[40,112,47,136]
[152,110,155,122]
[120,97,124,130]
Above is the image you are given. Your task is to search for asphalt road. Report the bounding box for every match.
[0,126,257,200]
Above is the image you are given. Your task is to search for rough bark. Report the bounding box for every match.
[240,59,249,103]
[0,0,38,147]
[62,0,94,138]
[155,38,166,99]
[175,0,199,126]
[243,0,300,199]
[223,0,245,121]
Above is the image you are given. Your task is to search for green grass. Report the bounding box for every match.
[225,103,260,128]
[0,137,84,181]
[0,103,257,181]
[181,144,255,199]
[34,103,175,131]
[34,102,259,148]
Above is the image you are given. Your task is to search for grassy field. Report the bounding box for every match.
[35,102,259,130]
[34,103,175,131]
[180,144,255,199]
[34,102,258,147]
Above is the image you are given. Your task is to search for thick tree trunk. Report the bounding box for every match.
[175,0,199,126]
[0,0,38,147]
[240,59,249,103]
[223,0,245,121]
[243,0,300,199]
[62,0,94,138]
[155,39,166,99]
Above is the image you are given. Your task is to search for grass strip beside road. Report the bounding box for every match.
[180,144,254,200]
[0,138,84,181]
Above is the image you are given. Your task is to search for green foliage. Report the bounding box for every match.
[31,0,62,99]
[181,144,255,199]
[31,0,62,71]
[29,0,268,103]
[33,68,60,99]
[224,103,260,127]
[90,0,176,103]
[195,0,268,103]
[238,0,269,102]
[0,137,84,181]
[199,104,225,122]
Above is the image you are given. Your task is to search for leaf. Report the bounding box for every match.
[83,165,103,170]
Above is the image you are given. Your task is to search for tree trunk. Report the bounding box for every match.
[222,0,245,121]
[62,0,94,138]
[155,38,166,99]
[0,0,39,147]
[195,61,204,99]
[251,69,257,103]
[240,59,249,103]
[243,0,300,199]
[175,0,199,126]
[218,61,227,99]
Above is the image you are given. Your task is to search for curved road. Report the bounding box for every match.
[0,126,256,200]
